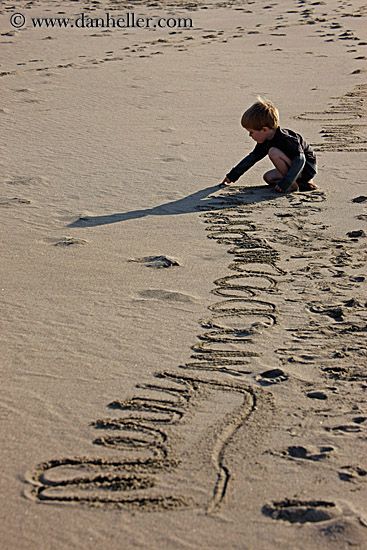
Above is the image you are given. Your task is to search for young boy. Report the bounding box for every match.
[221,97,318,193]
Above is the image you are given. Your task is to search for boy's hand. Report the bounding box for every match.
[220,176,232,186]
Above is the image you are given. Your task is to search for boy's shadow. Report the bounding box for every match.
[68,184,277,228]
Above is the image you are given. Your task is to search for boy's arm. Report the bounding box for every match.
[225,151,261,183]
[277,152,306,192]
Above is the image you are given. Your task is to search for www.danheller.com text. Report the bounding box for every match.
[15,12,194,30]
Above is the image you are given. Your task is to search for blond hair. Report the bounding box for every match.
[241,97,279,130]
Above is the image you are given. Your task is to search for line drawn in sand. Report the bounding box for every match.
[295,84,367,152]
[26,183,364,520]
[25,373,266,512]
[26,185,342,515]
[25,188,284,512]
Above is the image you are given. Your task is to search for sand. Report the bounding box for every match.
[1,0,367,548]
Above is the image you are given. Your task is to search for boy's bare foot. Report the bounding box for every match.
[274,181,299,193]
[298,180,318,191]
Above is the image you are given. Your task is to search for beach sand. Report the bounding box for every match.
[1,0,367,548]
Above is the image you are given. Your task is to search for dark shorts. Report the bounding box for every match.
[298,161,317,183]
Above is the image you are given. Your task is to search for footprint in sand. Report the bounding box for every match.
[263,498,339,523]
[258,368,288,386]
[309,304,345,321]
[325,424,363,434]
[0,197,31,207]
[347,229,365,238]
[284,445,334,461]
[338,465,367,483]
[353,417,367,425]
[307,390,328,400]
[44,237,88,247]
[129,255,181,269]
[349,273,365,281]
[264,499,367,544]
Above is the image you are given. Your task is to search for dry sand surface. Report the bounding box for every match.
[1,0,367,548]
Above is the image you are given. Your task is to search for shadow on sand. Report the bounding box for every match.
[68,184,279,228]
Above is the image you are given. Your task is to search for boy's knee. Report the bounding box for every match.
[268,147,282,161]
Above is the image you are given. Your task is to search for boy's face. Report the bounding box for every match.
[244,126,272,143]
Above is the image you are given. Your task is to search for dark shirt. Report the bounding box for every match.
[226,127,317,190]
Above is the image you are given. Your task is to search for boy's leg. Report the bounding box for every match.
[263,168,283,185]
[297,161,318,190]
[264,147,299,192]
[263,147,291,184]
